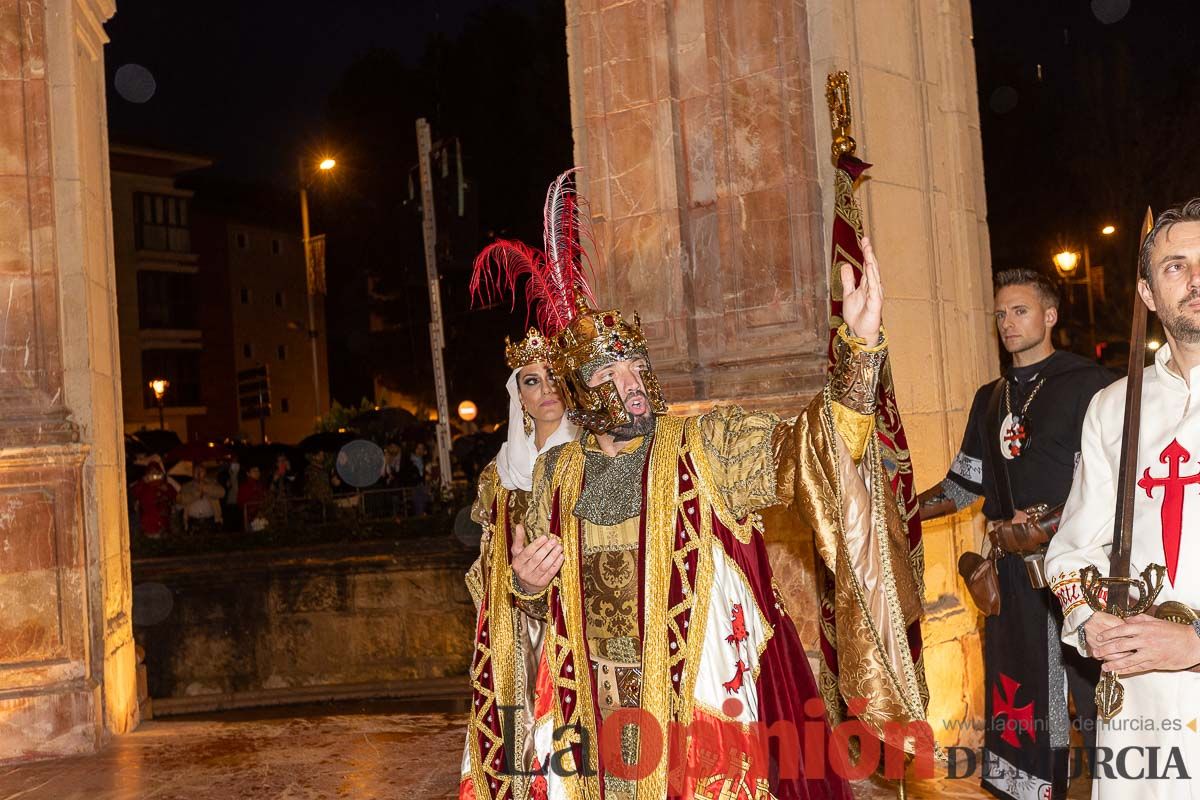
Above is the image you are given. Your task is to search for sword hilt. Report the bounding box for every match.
[1081,563,1166,618]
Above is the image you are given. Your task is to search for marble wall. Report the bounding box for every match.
[0,0,135,760]
[565,0,996,748]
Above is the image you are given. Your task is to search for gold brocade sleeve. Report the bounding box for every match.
[773,339,931,748]
[696,405,782,520]
[470,462,500,527]
[694,396,875,521]
[830,403,874,463]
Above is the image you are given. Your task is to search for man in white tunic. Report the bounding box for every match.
[1047,199,1200,799]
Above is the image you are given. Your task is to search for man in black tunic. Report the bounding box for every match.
[919,269,1114,800]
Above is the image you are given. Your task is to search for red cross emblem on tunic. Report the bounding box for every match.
[1137,438,1200,586]
[992,673,1035,747]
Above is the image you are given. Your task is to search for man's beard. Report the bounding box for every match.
[1160,288,1200,344]
[609,391,657,442]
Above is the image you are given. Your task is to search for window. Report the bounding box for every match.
[240,287,250,304]
[277,344,287,361]
[271,238,282,255]
[141,349,201,408]
[274,291,285,308]
[134,193,191,252]
[236,231,248,250]
[137,271,198,329]
[280,398,290,413]
[242,343,253,359]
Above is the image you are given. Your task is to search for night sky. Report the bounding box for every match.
[104,0,539,182]
[102,0,1200,411]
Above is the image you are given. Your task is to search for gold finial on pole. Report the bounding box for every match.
[826,71,856,159]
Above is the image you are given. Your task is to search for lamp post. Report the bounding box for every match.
[1053,224,1115,355]
[149,378,169,430]
[298,156,335,424]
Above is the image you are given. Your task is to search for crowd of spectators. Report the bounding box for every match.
[127,436,443,540]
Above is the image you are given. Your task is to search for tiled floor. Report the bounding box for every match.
[0,702,1087,799]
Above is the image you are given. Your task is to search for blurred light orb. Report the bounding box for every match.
[1091,0,1131,24]
[1101,224,1116,235]
[319,158,336,171]
[989,86,1019,115]
[1148,340,1163,352]
[114,63,157,104]
[336,440,386,488]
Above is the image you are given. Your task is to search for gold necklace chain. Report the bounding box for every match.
[1004,376,1045,418]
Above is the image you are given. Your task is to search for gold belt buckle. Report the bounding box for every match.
[1153,600,1199,625]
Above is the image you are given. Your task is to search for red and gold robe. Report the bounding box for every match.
[460,462,547,800]
[521,383,925,796]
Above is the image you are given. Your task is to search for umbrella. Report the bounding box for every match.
[298,431,359,453]
[128,428,182,456]
[348,407,419,439]
[236,443,302,473]
[165,441,233,466]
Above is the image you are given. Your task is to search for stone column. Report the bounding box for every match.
[0,0,135,760]
[565,0,994,748]
[566,0,829,413]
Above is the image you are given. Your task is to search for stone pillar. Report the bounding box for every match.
[565,0,994,748]
[0,0,135,760]
[566,0,829,412]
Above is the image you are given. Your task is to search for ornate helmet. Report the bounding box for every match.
[549,296,667,432]
[473,169,666,433]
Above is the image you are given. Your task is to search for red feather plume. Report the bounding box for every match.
[469,168,595,336]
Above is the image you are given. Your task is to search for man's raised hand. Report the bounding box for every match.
[839,236,884,347]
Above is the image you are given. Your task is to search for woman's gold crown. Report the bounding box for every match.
[504,327,555,370]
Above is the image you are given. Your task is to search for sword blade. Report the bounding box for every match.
[1108,206,1156,612]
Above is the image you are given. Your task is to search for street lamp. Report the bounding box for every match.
[1101,224,1116,236]
[299,155,336,424]
[149,378,169,430]
[1053,243,1099,353]
[1053,250,1081,278]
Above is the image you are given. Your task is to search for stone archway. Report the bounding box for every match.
[0,0,137,759]
[1,0,997,761]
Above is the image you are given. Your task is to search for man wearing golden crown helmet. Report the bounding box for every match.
[462,171,928,800]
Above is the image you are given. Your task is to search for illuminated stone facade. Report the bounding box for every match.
[564,0,995,747]
[0,0,136,759]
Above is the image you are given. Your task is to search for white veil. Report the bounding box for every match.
[494,367,577,492]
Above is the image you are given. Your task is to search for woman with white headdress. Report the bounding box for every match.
[458,188,587,797]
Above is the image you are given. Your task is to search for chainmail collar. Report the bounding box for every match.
[573,433,652,526]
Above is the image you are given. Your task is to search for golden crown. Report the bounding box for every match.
[504,327,555,370]
[550,298,648,375]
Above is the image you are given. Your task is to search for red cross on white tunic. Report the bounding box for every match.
[1137,438,1200,586]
